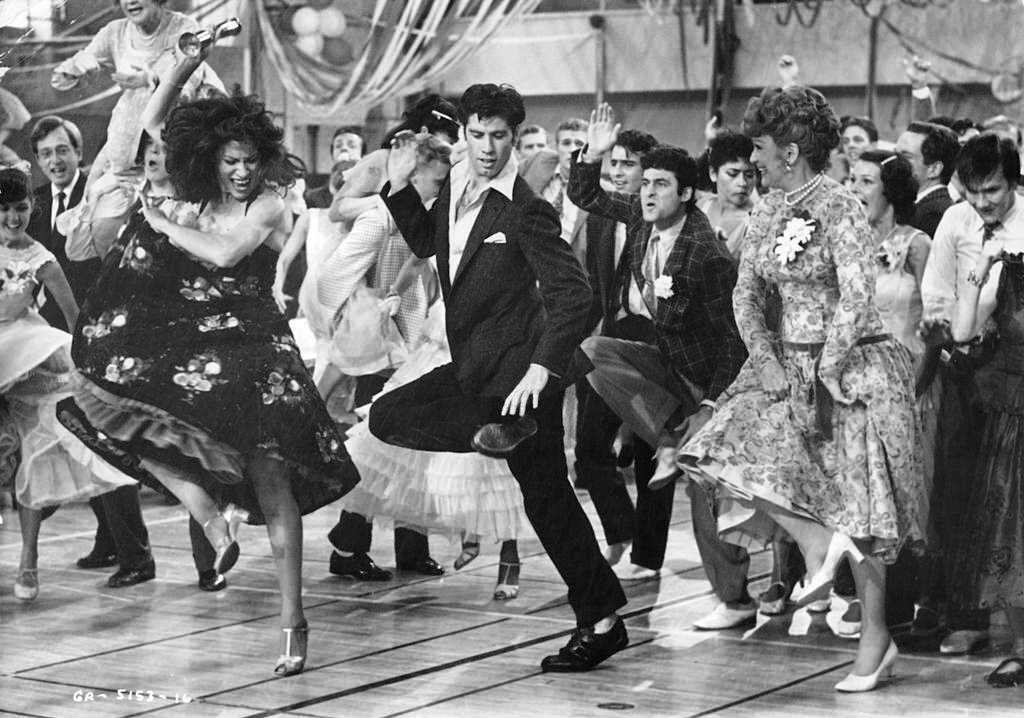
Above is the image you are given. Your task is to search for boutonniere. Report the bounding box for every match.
[773,209,816,266]
[653,275,674,299]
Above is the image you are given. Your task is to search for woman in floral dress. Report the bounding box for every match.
[680,86,925,692]
[60,93,359,676]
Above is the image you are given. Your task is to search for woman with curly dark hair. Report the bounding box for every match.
[60,83,360,675]
[681,86,925,692]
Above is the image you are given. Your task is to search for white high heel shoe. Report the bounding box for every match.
[789,532,864,605]
[835,640,898,692]
[205,504,250,575]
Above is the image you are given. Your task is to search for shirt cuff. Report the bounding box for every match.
[912,86,932,100]
[699,399,717,412]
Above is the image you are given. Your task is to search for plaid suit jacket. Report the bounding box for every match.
[568,152,747,401]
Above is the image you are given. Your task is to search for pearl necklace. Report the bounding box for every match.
[783,173,824,206]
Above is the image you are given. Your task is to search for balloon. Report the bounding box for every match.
[321,36,353,65]
[319,7,347,38]
[291,6,321,36]
[295,33,324,57]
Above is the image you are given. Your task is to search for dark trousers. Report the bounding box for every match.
[368,362,627,627]
[99,484,152,570]
[87,496,116,555]
[40,257,101,331]
[328,373,429,565]
[575,315,675,570]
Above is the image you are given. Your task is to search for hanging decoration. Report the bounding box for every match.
[255,0,543,119]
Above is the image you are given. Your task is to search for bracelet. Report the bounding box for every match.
[699,399,717,412]
[965,268,986,287]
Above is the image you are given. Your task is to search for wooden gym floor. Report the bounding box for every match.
[1,482,1020,718]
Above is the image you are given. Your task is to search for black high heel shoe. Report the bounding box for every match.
[274,621,309,676]
[204,504,249,576]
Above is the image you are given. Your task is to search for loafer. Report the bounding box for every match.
[940,629,989,655]
[987,657,1024,688]
[397,557,445,576]
[198,570,227,592]
[107,561,156,588]
[694,601,757,630]
[613,563,659,581]
[76,550,119,569]
[471,416,537,458]
[541,616,628,672]
[329,551,392,581]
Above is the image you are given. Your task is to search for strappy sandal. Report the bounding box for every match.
[454,541,480,571]
[274,621,309,676]
[493,562,520,601]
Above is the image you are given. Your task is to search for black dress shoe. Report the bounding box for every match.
[107,561,156,588]
[76,550,119,569]
[197,570,227,592]
[397,557,445,576]
[541,616,628,672]
[329,551,392,581]
[471,416,537,458]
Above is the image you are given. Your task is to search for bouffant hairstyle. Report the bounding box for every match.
[162,93,302,204]
[414,134,452,167]
[742,86,840,173]
[381,95,460,148]
[858,150,918,226]
[707,129,754,171]
[0,167,31,204]
[458,84,526,134]
[641,145,699,210]
[957,132,1021,190]
[841,115,879,143]
[906,121,960,185]
[615,129,659,157]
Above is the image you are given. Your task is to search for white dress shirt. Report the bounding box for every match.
[619,214,687,319]
[921,196,1024,336]
[447,155,518,284]
[541,169,581,244]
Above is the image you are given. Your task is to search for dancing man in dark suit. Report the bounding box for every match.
[569,104,755,630]
[371,84,628,672]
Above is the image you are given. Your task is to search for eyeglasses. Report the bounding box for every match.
[37,145,76,161]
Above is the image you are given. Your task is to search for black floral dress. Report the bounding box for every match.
[948,256,1024,609]
[58,201,359,523]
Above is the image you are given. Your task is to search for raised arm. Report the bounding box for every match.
[143,193,285,268]
[567,103,636,225]
[380,137,437,258]
[328,150,388,223]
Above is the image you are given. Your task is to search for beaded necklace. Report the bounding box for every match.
[783,173,824,206]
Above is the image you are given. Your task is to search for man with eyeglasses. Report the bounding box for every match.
[26,115,95,332]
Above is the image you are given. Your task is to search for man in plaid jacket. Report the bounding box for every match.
[569,105,757,630]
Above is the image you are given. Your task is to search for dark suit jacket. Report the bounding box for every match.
[382,172,592,398]
[583,211,622,333]
[27,172,87,268]
[568,152,747,402]
[26,172,91,329]
[912,186,953,239]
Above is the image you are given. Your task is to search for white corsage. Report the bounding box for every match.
[773,212,816,265]
[1,261,36,296]
[653,275,674,299]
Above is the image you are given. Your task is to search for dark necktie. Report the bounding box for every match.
[983,222,1001,243]
[54,190,67,235]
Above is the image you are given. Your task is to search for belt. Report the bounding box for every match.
[781,334,891,441]
[782,333,891,354]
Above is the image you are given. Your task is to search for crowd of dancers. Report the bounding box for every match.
[3,0,1024,695]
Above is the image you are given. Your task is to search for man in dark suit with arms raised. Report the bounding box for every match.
[371,84,628,672]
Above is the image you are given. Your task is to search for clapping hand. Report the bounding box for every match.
[111,65,151,90]
[777,55,800,88]
[902,55,931,89]
[386,130,419,192]
[586,103,621,159]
